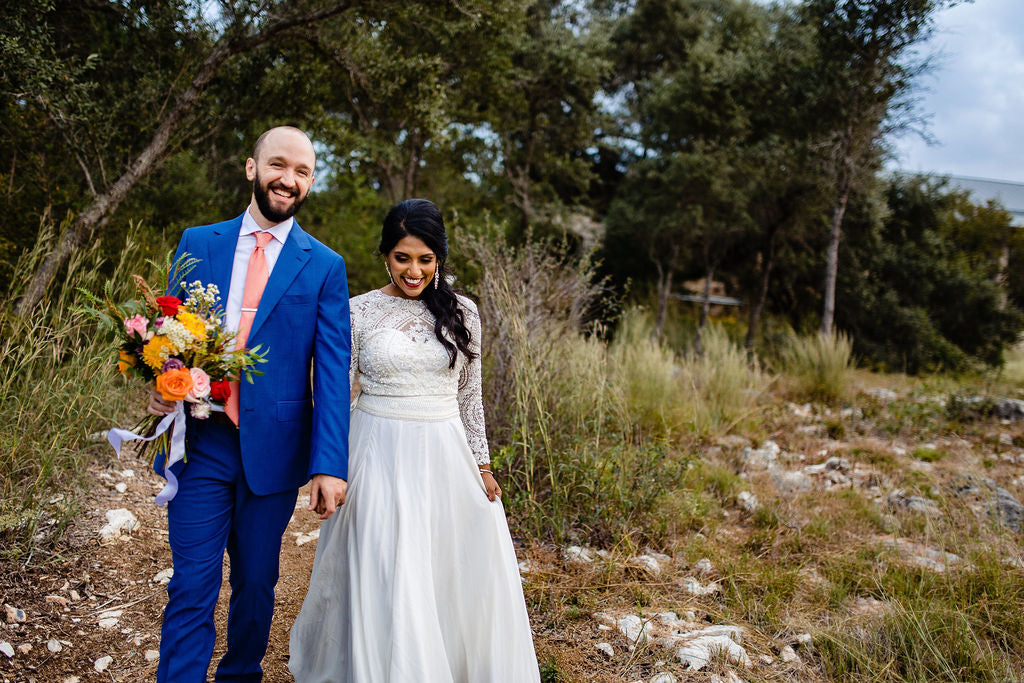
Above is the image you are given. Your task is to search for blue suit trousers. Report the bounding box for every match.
[157,419,297,682]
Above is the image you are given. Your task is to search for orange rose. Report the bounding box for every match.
[155,368,194,402]
[117,350,136,374]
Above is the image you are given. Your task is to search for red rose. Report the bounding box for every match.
[210,379,232,402]
[156,295,182,316]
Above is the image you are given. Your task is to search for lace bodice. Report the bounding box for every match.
[349,289,490,464]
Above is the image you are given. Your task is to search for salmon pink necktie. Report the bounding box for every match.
[225,231,273,426]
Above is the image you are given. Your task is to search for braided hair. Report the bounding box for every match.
[380,199,476,368]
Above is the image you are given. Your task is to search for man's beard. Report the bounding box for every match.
[253,172,307,223]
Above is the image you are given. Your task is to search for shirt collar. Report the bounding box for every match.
[241,207,293,244]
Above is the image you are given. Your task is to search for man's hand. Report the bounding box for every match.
[309,474,347,520]
[148,389,176,416]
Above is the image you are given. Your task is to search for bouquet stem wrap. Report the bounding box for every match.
[107,402,187,505]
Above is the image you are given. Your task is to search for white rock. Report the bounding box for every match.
[119,469,135,478]
[676,634,751,670]
[758,654,773,665]
[737,491,759,513]
[98,508,138,541]
[564,545,595,563]
[145,649,160,662]
[771,470,813,494]
[740,445,778,470]
[795,633,812,646]
[595,642,614,658]
[114,482,128,494]
[649,674,678,683]
[866,388,898,401]
[683,578,720,596]
[63,678,81,683]
[999,433,1013,446]
[0,641,13,658]
[630,554,663,574]
[4,604,25,623]
[694,558,714,574]
[295,529,320,546]
[593,612,649,648]
[98,609,123,629]
[16,643,30,654]
[710,672,746,683]
[94,655,113,672]
[47,638,63,652]
[518,560,533,574]
[780,645,799,662]
[153,568,173,584]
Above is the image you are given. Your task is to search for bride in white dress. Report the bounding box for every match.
[289,199,540,682]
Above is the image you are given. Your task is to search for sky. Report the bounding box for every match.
[886,0,1024,182]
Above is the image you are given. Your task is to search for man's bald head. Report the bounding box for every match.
[252,126,315,166]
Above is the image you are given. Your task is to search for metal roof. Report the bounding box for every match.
[944,175,1024,227]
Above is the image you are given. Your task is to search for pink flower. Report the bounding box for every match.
[123,314,149,338]
[186,367,212,402]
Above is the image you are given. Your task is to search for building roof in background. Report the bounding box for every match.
[944,175,1024,227]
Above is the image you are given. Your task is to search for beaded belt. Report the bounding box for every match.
[355,393,460,422]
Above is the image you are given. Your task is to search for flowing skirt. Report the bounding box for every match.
[289,395,540,683]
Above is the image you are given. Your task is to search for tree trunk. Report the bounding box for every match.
[15,3,352,316]
[694,268,714,356]
[654,261,672,343]
[821,153,852,336]
[745,228,777,350]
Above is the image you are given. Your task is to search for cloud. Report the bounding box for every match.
[888,0,1024,181]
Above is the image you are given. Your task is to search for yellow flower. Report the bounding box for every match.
[118,350,136,374]
[176,310,207,341]
[142,335,173,369]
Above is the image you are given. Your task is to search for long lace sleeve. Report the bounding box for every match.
[457,297,490,464]
[349,300,362,405]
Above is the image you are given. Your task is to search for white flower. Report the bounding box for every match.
[190,402,212,419]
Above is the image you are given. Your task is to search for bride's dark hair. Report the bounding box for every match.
[379,198,476,368]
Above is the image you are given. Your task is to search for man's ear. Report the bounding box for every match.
[245,157,256,181]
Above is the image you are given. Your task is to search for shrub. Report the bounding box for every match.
[781,331,854,404]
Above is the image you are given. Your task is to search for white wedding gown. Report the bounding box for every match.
[289,289,540,683]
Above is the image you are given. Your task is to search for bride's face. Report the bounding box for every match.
[386,235,437,299]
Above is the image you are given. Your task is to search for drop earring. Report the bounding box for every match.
[385,261,394,285]
[434,268,440,289]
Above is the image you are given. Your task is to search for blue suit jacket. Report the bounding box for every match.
[156,213,351,494]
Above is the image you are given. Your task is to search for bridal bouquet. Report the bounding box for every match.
[83,254,266,503]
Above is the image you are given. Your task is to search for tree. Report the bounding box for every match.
[801,0,961,336]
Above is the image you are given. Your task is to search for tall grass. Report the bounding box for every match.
[463,227,767,545]
[1,221,162,561]
[781,331,854,404]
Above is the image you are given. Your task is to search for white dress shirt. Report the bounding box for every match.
[224,208,293,335]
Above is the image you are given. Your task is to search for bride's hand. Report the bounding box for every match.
[480,470,501,501]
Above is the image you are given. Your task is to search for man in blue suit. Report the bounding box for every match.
[147,126,350,681]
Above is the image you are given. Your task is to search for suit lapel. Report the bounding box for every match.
[208,215,243,318]
[248,223,312,342]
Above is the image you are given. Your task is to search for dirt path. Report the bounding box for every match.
[1,458,326,682]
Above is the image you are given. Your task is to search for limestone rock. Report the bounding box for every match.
[99,508,138,541]
[737,491,759,513]
[16,643,31,654]
[4,605,25,623]
[45,595,68,608]
[740,442,780,470]
[993,398,1024,421]
[676,634,751,670]
[595,642,614,658]
[97,609,123,629]
[0,641,13,658]
[47,639,62,652]
[950,474,1024,532]
[771,470,813,495]
[887,489,941,517]
[145,649,160,662]
[649,674,678,683]
[94,655,112,672]
[153,568,173,585]
[780,645,799,662]
[564,545,595,563]
[710,672,745,683]
[682,578,720,596]
[694,558,714,574]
